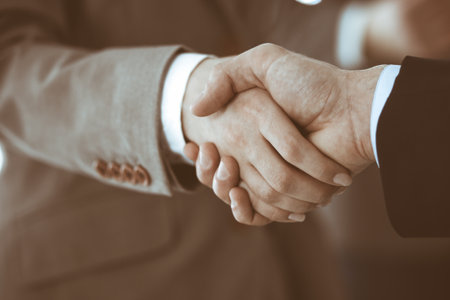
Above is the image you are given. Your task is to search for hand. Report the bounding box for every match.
[365,0,450,63]
[192,44,384,175]
[184,142,273,225]
[182,57,352,223]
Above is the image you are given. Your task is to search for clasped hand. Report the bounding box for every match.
[182,44,384,225]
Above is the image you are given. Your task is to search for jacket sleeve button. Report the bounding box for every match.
[120,163,135,183]
[107,162,122,182]
[134,165,151,186]
[93,160,109,178]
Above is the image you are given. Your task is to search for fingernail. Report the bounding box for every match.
[216,161,230,180]
[230,196,237,209]
[212,179,219,194]
[199,87,206,98]
[190,103,200,114]
[198,150,212,169]
[333,173,352,187]
[230,195,240,217]
[335,187,347,196]
[288,214,306,222]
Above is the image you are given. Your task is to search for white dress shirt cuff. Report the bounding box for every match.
[161,53,208,165]
[371,64,400,166]
[0,142,5,175]
[336,2,372,69]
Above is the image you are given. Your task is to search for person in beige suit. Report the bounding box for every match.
[0,1,351,299]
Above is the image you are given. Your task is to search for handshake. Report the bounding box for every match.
[182,44,385,226]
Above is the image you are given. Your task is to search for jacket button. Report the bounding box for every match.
[120,163,135,183]
[93,160,109,178]
[107,162,122,181]
[134,165,151,186]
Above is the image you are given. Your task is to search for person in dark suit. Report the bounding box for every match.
[184,44,450,238]
[376,56,450,237]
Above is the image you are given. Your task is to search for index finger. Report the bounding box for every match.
[191,44,289,116]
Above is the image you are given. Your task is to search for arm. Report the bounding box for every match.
[186,44,374,225]
[192,43,450,236]
[0,1,187,195]
[181,57,351,223]
[192,44,382,173]
[181,47,359,224]
[377,56,450,237]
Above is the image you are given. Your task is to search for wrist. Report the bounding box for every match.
[161,53,209,163]
[344,65,385,163]
[182,57,225,144]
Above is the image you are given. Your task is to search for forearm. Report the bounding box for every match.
[0,5,186,195]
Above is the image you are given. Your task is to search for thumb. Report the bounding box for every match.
[190,65,236,116]
[191,43,288,116]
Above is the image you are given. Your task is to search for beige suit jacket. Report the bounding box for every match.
[0,1,345,299]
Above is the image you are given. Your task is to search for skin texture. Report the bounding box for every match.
[186,44,384,225]
[184,87,341,222]
[193,44,383,173]
[186,0,450,225]
[184,142,273,225]
[366,0,450,64]
[181,56,353,224]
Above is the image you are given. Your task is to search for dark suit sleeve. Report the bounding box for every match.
[377,56,450,237]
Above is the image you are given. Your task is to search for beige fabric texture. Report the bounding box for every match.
[0,1,346,299]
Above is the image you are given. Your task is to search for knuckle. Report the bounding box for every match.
[257,43,277,55]
[254,43,286,60]
[266,208,288,222]
[234,215,249,225]
[198,176,210,187]
[242,220,255,226]
[251,198,287,222]
[212,180,224,198]
[271,171,291,194]
[258,185,277,201]
[280,138,302,163]
[196,169,212,187]
[248,216,265,226]
[218,195,231,206]
[256,42,273,51]
[314,165,327,180]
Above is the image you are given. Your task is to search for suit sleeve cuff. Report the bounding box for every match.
[336,2,371,69]
[371,64,400,166]
[161,53,209,165]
